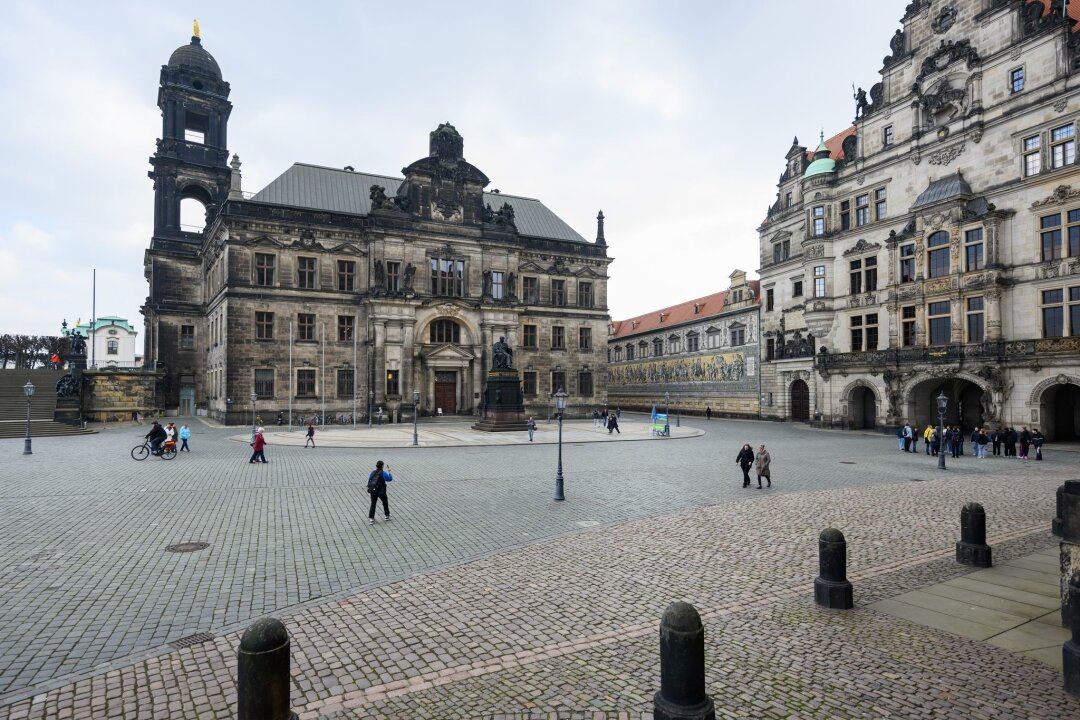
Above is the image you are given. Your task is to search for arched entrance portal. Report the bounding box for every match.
[790,379,810,421]
[1040,383,1080,441]
[850,386,877,430]
[907,378,983,430]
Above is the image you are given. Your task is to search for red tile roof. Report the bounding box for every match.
[611,283,760,340]
[808,125,857,162]
[1028,0,1079,29]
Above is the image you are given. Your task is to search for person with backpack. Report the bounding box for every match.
[949,426,962,458]
[366,460,393,525]
[305,423,315,448]
[526,416,537,441]
[736,443,754,488]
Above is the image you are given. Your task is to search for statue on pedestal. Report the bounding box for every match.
[492,336,513,369]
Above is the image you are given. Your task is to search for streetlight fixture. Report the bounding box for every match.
[412,389,420,447]
[368,390,374,429]
[554,388,568,501]
[22,382,35,455]
[937,391,948,471]
[676,395,681,428]
[664,390,670,433]
[250,391,258,442]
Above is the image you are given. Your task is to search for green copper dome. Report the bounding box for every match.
[804,132,835,177]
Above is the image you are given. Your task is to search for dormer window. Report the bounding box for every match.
[658,313,666,323]
[693,303,701,314]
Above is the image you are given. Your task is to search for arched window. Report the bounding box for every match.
[429,319,461,344]
[107,339,119,355]
[180,197,207,232]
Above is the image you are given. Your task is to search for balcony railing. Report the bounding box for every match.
[814,338,1080,368]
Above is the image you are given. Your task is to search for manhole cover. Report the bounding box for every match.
[839,461,857,465]
[169,632,215,649]
[166,542,209,553]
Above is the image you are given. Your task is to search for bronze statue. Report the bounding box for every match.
[402,262,416,291]
[492,336,513,369]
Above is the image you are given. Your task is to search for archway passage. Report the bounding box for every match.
[907,377,983,431]
[790,379,810,421]
[1040,383,1080,441]
[850,386,877,429]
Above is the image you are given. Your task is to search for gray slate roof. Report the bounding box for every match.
[911,172,973,209]
[250,163,588,243]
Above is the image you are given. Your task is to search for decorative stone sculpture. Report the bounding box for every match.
[491,336,513,370]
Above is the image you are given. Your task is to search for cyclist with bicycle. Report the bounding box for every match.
[145,422,167,455]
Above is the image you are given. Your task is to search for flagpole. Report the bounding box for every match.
[321,323,326,426]
[91,268,96,369]
[288,320,293,427]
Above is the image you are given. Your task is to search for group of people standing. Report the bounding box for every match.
[592,407,622,434]
[897,422,1045,460]
[735,444,771,489]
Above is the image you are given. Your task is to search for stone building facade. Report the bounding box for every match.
[607,271,760,417]
[757,0,1080,439]
[142,32,610,424]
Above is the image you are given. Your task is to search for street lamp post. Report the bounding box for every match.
[937,391,948,471]
[412,389,420,447]
[676,396,681,427]
[22,382,35,455]
[250,391,258,442]
[664,391,670,434]
[368,390,374,429]
[554,388,568,501]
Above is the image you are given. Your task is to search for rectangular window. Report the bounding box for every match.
[1011,67,1025,93]
[669,336,681,354]
[523,324,537,348]
[107,339,119,355]
[812,206,825,236]
[864,256,877,291]
[850,314,863,352]
[297,257,317,289]
[813,265,826,298]
[1024,135,1042,177]
[865,312,879,350]
[927,232,950,278]
[966,297,985,342]
[849,259,862,295]
[730,326,746,346]
[964,228,984,271]
[902,305,916,347]
[1043,288,1065,337]
[255,369,275,398]
[296,369,316,397]
[874,188,887,220]
[1051,124,1076,169]
[337,368,354,398]
[523,371,537,395]
[653,338,664,357]
[577,281,593,308]
[900,243,916,283]
[766,337,775,361]
[626,344,635,361]
[430,258,465,297]
[578,371,593,397]
[551,279,566,306]
[180,325,195,349]
[337,315,354,342]
[1070,208,1080,256]
[255,311,274,340]
[297,313,315,342]
[385,261,400,294]
[928,300,951,345]
[492,271,505,300]
[766,288,774,311]
[1071,286,1080,335]
[551,370,566,395]
[1042,214,1063,261]
[687,334,699,352]
[785,191,793,207]
[385,370,400,396]
[840,200,851,231]
[883,125,894,146]
[337,260,355,291]
[522,276,538,303]
[792,279,803,297]
[551,325,565,349]
[255,253,276,286]
[579,327,592,350]
[855,194,870,226]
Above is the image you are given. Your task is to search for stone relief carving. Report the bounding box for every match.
[843,238,881,257]
[931,5,957,34]
[924,277,953,295]
[1031,185,1080,209]
[1041,262,1062,279]
[1056,98,1069,113]
[805,244,825,259]
[928,143,965,165]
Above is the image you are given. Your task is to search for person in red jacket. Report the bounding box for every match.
[249,427,268,463]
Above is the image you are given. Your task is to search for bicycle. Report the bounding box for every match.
[131,438,177,461]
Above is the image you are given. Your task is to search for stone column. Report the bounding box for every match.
[373,321,386,403]
[985,289,1002,341]
[950,291,964,344]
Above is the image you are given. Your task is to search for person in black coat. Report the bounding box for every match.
[1032,428,1045,460]
[736,444,754,488]
[1006,427,1018,458]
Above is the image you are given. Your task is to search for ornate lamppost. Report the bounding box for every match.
[412,389,420,447]
[22,382,35,455]
[250,391,258,442]
[554,388,568,501]
[937,391,948,471]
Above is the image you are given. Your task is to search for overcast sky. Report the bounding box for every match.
[0,1,904,336]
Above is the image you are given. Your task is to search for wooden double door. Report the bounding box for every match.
[434,370,457,414]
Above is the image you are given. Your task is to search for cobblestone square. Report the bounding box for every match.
[0,416,1077,718]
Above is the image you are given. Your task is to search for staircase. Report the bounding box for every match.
[0,369,95,439]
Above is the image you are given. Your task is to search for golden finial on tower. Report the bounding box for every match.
[193,18,200,39]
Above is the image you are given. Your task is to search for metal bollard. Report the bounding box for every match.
[814,528,854,610]
[237,617,297,720]
[1064,573,1080,695]
[653,602,716,720]
[1055,484,1065,538]
[955,502,992,568]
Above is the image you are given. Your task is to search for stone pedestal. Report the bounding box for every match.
[472,369,527,432]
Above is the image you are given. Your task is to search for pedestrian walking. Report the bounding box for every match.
[366,460,392,524]
[911,427,918,454]
[949,426,961,458]
[249,427,268,463]
[607,413,620,434]
[923,424,934,455]
[736,443,754,488]
[305,423,315,448]
[179,424,191,452]
[1019,427,1031,460]
[526,416,536,441]
[903,423,913,452]
[896,425,905,451]
[754,444,771,489]
[592,408,600,427]
[615,408,621,419]
[929,427,940,457]
[1032,428,1045,460]
[976,427,989,458]
[705,406,712,421]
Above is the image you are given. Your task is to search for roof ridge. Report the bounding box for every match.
[614,289,729,325]
[288,162,539,200]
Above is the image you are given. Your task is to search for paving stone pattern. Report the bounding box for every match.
[0,417,1077,718]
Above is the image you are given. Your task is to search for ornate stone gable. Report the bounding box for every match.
[843,238,882,257]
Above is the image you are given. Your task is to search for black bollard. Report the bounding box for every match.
[1063,481,1080,628]
[1054,484,1065,537]
[955,502,993,568]
[237,617,298,720]
[654,602,716,720]
[814,528,854,610]
[1064,573,1080,695]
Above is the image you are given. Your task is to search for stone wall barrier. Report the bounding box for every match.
[653,601,715,720]
[1064,573,1080,696]
[1062,481,1080,628]
[814,528,854,610]
[955,502,992,568]
[237,617,298,720]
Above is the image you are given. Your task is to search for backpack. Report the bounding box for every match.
[367,469,385,494]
